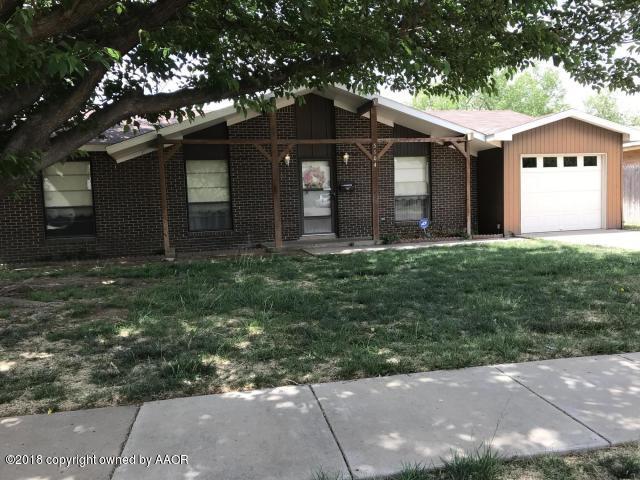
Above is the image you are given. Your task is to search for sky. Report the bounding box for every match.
[380,64,640,116]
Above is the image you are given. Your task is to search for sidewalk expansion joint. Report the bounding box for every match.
[109,405,141,480]
[493,366,612,447]
[617,353,639,363]
[308,384,355,479]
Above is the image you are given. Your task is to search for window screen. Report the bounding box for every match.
[43,161,95,237]
[394,156,430,221]
[186,160,231,231]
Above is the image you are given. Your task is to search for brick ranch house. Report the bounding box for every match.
[1,86,638,263]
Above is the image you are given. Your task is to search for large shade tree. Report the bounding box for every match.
[413,67,568,117]
[413,66,570,116]
[0,0,639,197]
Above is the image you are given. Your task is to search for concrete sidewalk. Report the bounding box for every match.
[1,353,639,480]
[526,229,640,251]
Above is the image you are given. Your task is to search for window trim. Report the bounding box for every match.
[184,158,234,233]
[520,153,604,171]
[41,160,96,239]
[393,156,432,223]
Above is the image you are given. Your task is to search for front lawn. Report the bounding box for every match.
[1,240,639,416]
[315,443,640,480]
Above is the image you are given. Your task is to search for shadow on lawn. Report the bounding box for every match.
[1,240,640,414]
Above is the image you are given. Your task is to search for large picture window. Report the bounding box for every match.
[186,159,231,231]
[43,161,95,237]
[394,156,430,221]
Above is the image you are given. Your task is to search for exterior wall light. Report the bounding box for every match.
[284,153,291,166]
[342,152,349,165]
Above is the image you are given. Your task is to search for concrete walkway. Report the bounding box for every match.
[2,353,639,480]
[303,236,518,255]
[526,229,640,251]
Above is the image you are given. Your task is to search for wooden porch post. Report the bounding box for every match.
[465,139,472,237]
[370,101,380,241]
[157,139,173,258]
[268,111,284,249]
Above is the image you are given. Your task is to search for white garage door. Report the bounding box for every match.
[521,154,603,233]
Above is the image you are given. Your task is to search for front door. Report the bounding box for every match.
[301,160,334,234]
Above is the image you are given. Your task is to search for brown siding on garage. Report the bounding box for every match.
[503,117,623,235]
[624,149,640,164]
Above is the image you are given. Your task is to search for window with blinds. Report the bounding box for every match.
[186,159,232,231]
[42,161,95,236]
[394,156,430,221]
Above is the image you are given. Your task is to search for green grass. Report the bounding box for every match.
[1,239,640,415]
[312,444,640,479]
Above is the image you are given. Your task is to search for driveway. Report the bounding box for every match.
[526,229,640,251]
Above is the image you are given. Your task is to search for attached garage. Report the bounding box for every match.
[496,111,638,235]
[426,109,639,236]
[520,154,604,233]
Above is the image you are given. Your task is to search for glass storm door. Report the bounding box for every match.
[301,160,334,234]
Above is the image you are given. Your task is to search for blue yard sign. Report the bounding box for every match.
[418,217,430,237]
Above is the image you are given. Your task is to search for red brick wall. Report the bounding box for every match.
[0,153,163,262]
[335,108,374,239]
[0,102,477,263]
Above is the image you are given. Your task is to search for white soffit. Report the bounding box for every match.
[624,140,640,151]
[100,85,500,162]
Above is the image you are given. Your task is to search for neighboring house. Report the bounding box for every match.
[1,86,638,263]
[623,141,640,224]
[624,142,640,164]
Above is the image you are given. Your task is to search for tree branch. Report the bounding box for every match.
[22,0,118,44]
[0,85,45,124]
[3,0,194,154]
[0,0,20,22]
[42,53,352,169]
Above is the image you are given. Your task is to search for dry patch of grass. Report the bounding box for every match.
[1,240,640,416]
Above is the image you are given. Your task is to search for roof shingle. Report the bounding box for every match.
[424,110,535,135]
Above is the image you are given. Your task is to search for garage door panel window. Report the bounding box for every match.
[186,159,232,231]
[522,157,537,168]
[584,156,598,167]
[543,157,558,168]
[42,161,95,237]
[563,156,578,167]
[394,156,430,221]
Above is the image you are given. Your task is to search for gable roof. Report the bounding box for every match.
[487,109,640,142]
[82,86,640,162]
[424,110,534,135]
[95,86,496,162]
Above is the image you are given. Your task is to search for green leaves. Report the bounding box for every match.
[413,65,570,117]
[104,47,122,62]
[1,0,639,191]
